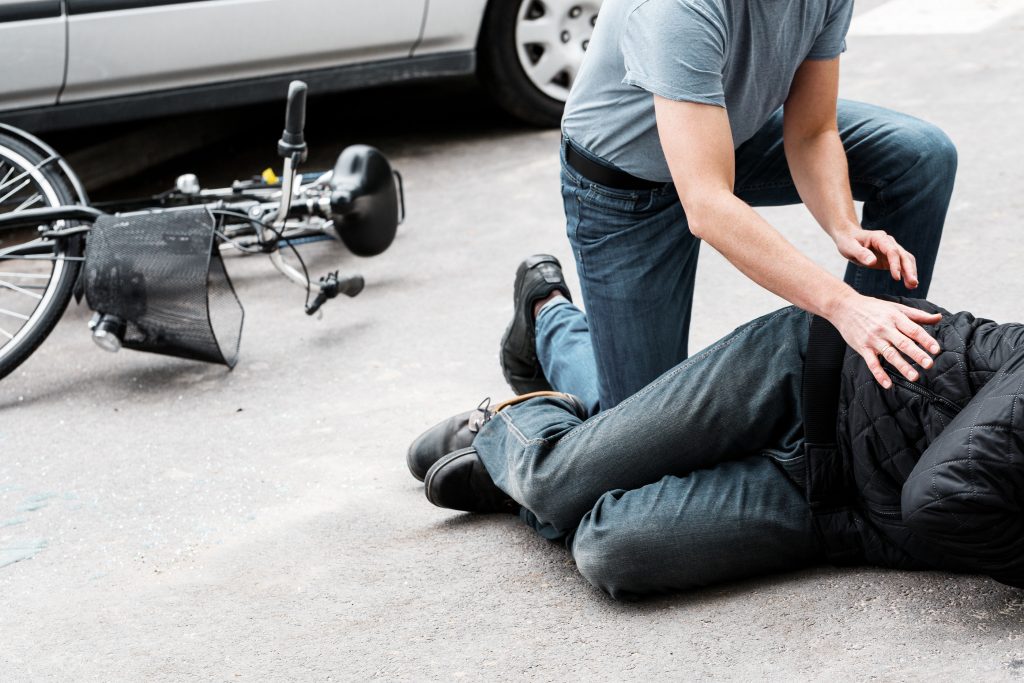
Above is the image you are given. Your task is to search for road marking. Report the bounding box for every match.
[849,0,1024,35]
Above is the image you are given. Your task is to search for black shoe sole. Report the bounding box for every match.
[424,447,517,514]
[500,255,571,395]
[423,448,471,507]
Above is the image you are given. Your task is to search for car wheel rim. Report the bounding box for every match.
[515,0,600,103]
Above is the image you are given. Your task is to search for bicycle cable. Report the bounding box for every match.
[210,208,315,310]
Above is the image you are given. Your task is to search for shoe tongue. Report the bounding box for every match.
[468,408,489,433]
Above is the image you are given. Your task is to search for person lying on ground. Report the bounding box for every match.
[407,258,1024,600]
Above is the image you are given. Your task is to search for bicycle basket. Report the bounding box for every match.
[83,207,244,367]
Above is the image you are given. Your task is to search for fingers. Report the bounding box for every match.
[843,296,943,389]
[870,233,903,282]
[873,313,942,385]
[859,348,892,389]
[855,245,877,267]
[879,341,919,382]
[901,250,919,289]
[899,304,944,330]
[883,240,902,283]
[892,317,937,362]
[866,231,921,289]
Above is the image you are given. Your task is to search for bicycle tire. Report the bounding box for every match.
[0,133,84,381]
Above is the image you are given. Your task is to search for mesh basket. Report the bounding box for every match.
[84,207,244,367]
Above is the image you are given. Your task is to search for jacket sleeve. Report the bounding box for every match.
[901,343,1024,587]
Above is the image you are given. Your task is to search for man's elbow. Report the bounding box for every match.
[680,194,729,240]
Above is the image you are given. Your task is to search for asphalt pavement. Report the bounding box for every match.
[4,1,1024,679]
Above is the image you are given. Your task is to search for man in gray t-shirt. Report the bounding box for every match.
[565,0,855,182]
[500,0,958,414]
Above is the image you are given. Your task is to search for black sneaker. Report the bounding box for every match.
[500,255,572,395]
[424,447,518,514]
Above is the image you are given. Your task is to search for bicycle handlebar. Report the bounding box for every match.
[278,81,309,161]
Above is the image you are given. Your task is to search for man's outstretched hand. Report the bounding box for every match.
[829,293,943,389]
[834,228,921,290]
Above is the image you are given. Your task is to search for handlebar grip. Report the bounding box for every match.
[339,275,364,298]
[278,81,309,160]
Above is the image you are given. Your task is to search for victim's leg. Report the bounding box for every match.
[570,457,822,599]
[475,306,812,535]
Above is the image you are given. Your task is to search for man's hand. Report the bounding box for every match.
[834,226,921,290]
[828,292,942,389]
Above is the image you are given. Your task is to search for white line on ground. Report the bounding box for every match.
[849,0,1024,35]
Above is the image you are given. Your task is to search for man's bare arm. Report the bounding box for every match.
[653,96,940,388]
[783,57,921,288]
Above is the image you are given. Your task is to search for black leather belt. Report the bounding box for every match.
[564,142,664,191]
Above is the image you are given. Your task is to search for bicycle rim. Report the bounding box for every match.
[0,139,78,373]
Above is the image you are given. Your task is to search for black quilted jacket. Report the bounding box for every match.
[833,300,1024,587]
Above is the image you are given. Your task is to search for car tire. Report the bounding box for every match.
[477,0,600,128]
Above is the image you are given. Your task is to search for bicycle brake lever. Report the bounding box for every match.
[305,271,365,316]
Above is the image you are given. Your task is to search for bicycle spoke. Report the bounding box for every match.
[0,279,42,299]
[0,272,51,279]
[0,307,29,321]
[0,238,57,257]
[0,178,31,205]
[13,193,43,213]
[0,156,57,198]
[0,141,76,372]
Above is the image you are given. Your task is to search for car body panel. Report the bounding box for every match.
[0,0,572,132]
[413,0,488,55]
[61,0,428,102]
[0,1,67,110]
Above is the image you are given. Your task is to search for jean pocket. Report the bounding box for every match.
[582,183,656,214]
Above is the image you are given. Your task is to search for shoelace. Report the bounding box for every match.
[468,397,493,434]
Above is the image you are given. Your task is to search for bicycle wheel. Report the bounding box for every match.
[0,133,84,380]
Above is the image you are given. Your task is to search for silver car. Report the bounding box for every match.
[0,0,601,131]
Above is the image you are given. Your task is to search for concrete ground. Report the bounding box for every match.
[4,1,1024,679]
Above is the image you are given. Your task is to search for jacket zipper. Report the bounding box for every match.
[865,501,903,520]
[885,371,961,420]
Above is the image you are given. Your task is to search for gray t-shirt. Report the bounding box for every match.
[562,0,855,182]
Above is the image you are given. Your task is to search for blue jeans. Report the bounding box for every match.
[475,307,824,599]
[559,99,957,412]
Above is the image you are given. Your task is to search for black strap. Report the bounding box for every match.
[564,142,664,191]
[801,315,866,565]
[802,315,847,445]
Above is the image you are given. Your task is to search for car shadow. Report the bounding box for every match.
[46,78,543,202]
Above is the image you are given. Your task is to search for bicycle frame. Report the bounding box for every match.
[0,79,402,379]
[1,164,345,287]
